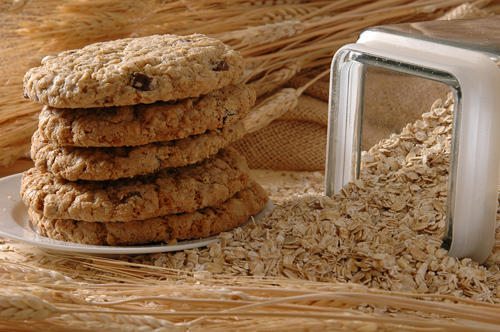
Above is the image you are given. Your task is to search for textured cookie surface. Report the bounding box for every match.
[37,84,255,147]
[32,121,244,181]
[29,181,269,246]
[23,34,245,108]
[22,147,250,222]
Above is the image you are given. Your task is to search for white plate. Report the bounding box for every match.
[0,173,273,255]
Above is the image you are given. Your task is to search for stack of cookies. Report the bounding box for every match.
[20,34,269,246]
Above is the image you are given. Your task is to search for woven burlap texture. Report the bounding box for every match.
[233,95,328,171]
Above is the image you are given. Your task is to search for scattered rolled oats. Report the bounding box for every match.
[125,93,500,303]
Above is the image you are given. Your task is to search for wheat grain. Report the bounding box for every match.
[243,88,298,134]
[0,261,80,285]
[243,3,321,22]
[0,283,89,307]
[244,68,328,133]
[217,20,305,50]
[248,61,302,97]
[0,290,60,321]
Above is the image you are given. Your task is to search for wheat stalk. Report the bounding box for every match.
[1,292,495,332]
[217,20,305,50]
[0,261,82,286]
[243,88,299,134]
[1,258,500,331]
[0,290,60,321]
[0,283,90,308]
[248,61,303,97]
[243,69,329,133]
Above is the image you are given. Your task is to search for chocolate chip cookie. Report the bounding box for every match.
[24,34,246,108]
[22,147,250,222]
[29,181,269,246]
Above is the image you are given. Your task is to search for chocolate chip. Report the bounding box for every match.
[213,60,229,72]
[131,73,153,91]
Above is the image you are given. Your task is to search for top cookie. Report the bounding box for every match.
[23,34,245,108]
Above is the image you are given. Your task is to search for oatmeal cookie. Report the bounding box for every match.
[32,121,244,181]
[23,34,245,108]
[37,84,255,147]
[29,181,269,246]
[22,147,250,222]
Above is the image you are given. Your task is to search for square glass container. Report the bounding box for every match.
[326,17,500,263]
